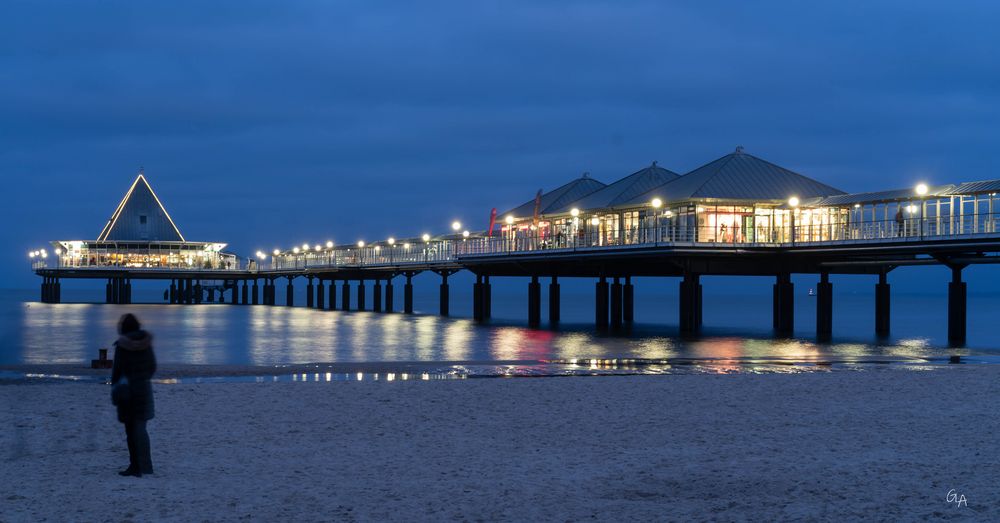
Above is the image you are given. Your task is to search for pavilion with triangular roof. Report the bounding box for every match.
[51,171,232,269]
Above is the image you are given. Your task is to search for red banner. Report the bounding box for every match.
[487,208,497,237]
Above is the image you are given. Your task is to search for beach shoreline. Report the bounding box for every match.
[3,367,998,521]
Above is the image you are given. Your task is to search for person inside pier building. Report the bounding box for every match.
[43,171,237,270]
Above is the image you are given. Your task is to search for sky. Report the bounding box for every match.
[2,1,999,289]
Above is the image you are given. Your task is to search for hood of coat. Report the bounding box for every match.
[116,330,153,351]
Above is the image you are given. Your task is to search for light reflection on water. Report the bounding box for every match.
[5,299,991,375]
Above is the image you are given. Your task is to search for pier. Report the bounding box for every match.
[29,150,1000,346]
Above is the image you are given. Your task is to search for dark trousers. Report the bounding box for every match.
[124,419,153,473]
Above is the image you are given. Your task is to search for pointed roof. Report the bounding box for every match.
[623,148,845,206]
[97,173,185,242]
[548,162,680,213]
[501,174,607,218]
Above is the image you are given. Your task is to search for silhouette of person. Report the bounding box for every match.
[111,313,157,477]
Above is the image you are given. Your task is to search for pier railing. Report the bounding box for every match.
[32,212,1000,273]
[270,212,1000,269]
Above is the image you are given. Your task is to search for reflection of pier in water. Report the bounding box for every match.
[29,149,1000,346]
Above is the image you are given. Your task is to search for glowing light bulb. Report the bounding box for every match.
[422,234,430,242]
[651,198,662,209]
[505,215,514,225]
[570,208,580,217]
[451,221,461,231]
[788,197,800,207]
[326,241,334,248]
[357,241,365,248]
[915,183,928,196]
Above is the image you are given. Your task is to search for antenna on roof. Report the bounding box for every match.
[735,146,744,154]
[582,171,590,178]
[652,161,658,167]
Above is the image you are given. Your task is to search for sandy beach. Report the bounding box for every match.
[2,367,998,521]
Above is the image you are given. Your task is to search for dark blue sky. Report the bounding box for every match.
[3,1,999,287]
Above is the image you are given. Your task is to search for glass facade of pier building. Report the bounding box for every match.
[39,174,236,270]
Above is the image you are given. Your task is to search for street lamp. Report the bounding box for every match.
[326,240,334,248]
[570,208,580,217]
[651,198,663,242]
[388,237,395,245]
[462,230,469,238]
[505,215,514,224]
[915,183,928,238]
[357,241,365,248]
[788,196,799,245]
[422,233,430,242]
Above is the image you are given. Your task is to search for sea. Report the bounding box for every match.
[2,272,999,379]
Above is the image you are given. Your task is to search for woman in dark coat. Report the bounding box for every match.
[111,313,157,477]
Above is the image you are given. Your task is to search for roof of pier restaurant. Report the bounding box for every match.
[546,162,680,214]
[98,173,186,242]
[620,148,846,208]
[501,173,607,218]
[50,173,227,254]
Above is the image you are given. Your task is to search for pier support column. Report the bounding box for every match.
[194,281,203,304]
[773,273,794,336]
[623,276,634,324]
[610,277,623,329]
[373,280,382,312]
[473,275,484,322]
[483,275,492,319]
[342,281,351,311]
[306,278,314,308]
[384,279,394,312]
[328,280,337,310]
[242,280,249,305]
[232,281,240,305]
[286,278,294,307]
[528,275,541,327]
[252,280,260,305]
[208,288,216,302]
[267,280,276,306]
[107,278,114,304]
[124,279,131,304]
[595,276,609,330]
[439,273,450,316]
[53,278,61,303]
[549,276,560,325]
[170,280,177,303]
[358,280,366,310]
[316,280,325,309]
[40,277,48,303]
[404,273,414,314]
[948,266,967,346]
[816,272,833,338]
[875,272,890,337]
[680,273,701,334]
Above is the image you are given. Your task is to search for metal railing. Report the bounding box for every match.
[33,213,1000,272]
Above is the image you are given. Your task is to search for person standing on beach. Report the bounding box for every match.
[111,313,157,477]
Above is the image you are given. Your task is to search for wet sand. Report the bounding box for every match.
[2,367,998,521]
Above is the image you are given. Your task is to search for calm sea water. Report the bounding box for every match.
[3,272,999,376]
